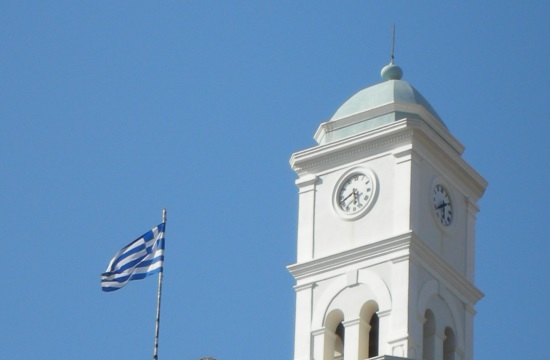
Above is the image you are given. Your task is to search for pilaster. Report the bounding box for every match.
[312,327,332,360]
[293,283,315,360]
[295,174,317,262]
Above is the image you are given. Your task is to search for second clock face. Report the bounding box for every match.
[337,172,375,216]
[433,184,453,226]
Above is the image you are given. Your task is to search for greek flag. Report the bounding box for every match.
[101,223,165,292]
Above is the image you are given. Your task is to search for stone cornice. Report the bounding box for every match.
[291,118,459,175]
[287,232,412,282]
[290,118,487,200]
[410,126,487,199]
[287,231,483,306]
[313,102,408,141]
[290,120,414,175]
[313,101,455,150]
[409,234,484,305]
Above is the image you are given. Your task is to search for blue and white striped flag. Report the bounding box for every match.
[101,223,165,292]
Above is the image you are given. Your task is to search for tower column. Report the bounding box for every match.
[342,318,365,360]
[312,327,332,360]
[389,257,410,355]
[377,309,392,356]
[293,283,314,360]
[463,304,476,360]
[434,330,446,360]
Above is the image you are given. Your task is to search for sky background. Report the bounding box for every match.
[1,2,549,359]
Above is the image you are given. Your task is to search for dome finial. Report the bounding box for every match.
[381,24,403,81]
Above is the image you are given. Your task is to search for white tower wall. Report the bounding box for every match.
[289,68,486,360]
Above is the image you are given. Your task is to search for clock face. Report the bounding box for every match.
[337,172,375,216]
[433,184,452,226]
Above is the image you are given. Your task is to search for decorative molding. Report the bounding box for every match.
[313,101,459,151]
[287,232,412,281]
[287,231,483,306]
[291,121,414,174]
[377,309,392,318]
[293,282,316,293]
[391,254,410,264]
[410,236,484,305]
[342,317,363,327]
[290,118,487,201]
[346,269,359,287]
[295,173,317,190]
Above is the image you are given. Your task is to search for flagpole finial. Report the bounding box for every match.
[162,209,167,223]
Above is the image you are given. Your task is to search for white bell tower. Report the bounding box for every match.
[288,62,487,360]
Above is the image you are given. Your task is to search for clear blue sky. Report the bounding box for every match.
[1,2,548,359]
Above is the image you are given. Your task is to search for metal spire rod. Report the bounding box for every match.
[390,23,396,64]
[153,209,167,360]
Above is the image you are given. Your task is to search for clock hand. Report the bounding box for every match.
[340,191,355,205]
[435,202,448,210]
[353,189,362,204]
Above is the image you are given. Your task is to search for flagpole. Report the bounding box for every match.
[153,208,166,360]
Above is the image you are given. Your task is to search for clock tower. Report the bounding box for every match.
[288,62,487,360]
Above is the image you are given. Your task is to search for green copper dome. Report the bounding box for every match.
[314,64,447,145]
[330,79,443,124]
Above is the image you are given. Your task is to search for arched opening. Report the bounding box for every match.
[334,322,345,360]
[324,309,345,360]
[358,301,379,359]
[368,312,379,357]
[443,327,456,360]
[423,310,435,360]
